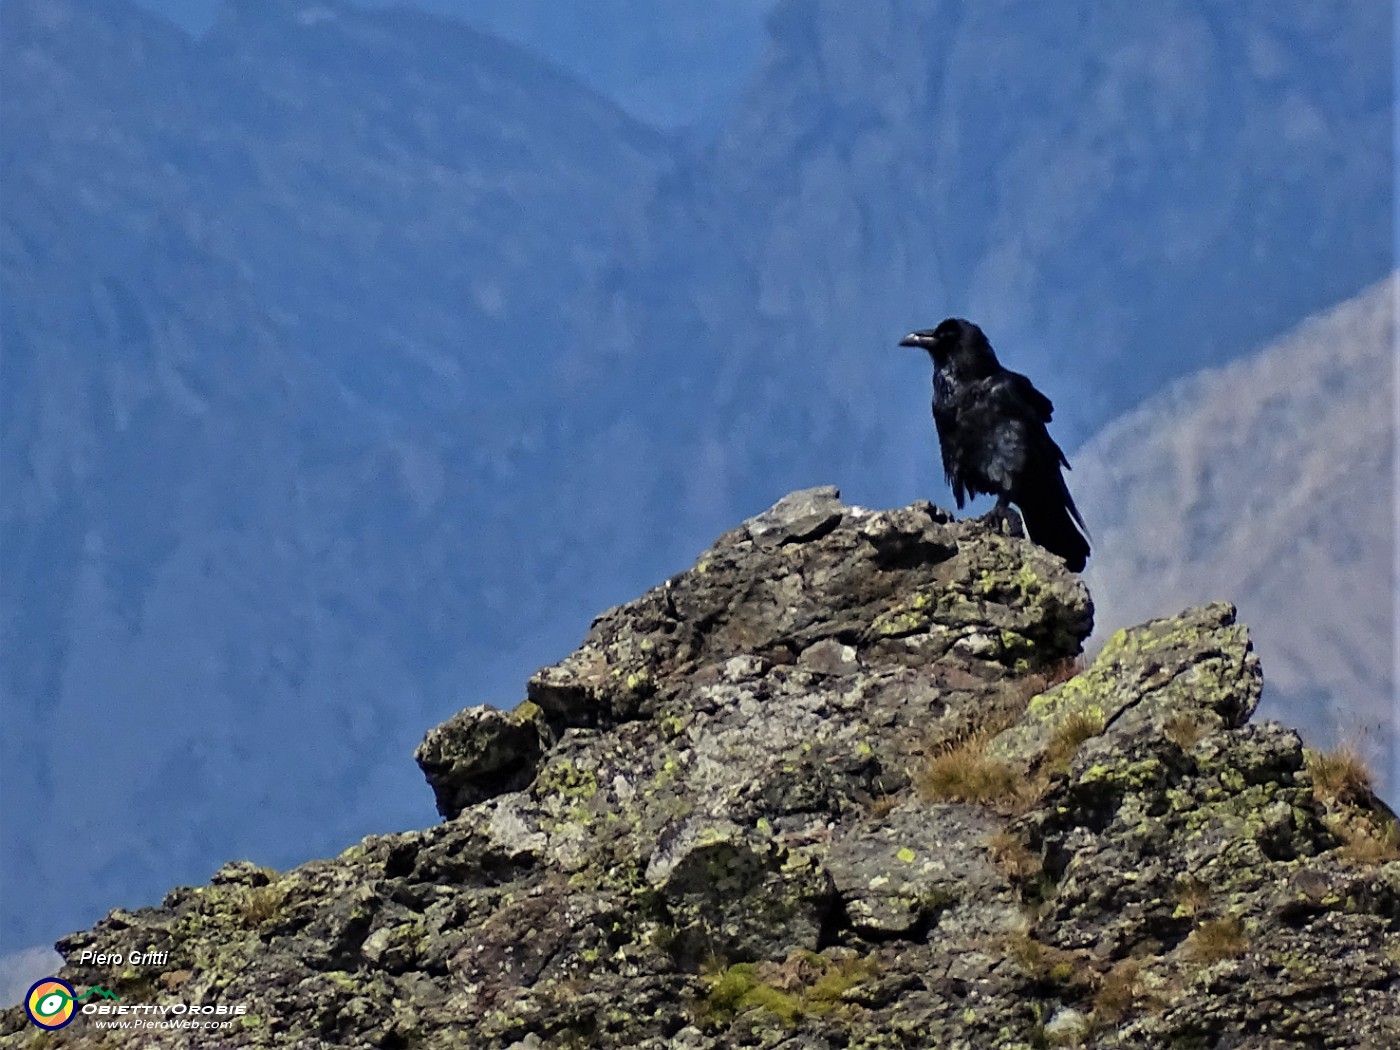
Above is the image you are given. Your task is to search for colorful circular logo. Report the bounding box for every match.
[25,978,77,1030]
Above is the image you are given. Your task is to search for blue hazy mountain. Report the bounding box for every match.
[1,0,1391,954]
[582,0,1392,528]
[1,0,673,950]
[364,0,777,133]
[130,0,778,130]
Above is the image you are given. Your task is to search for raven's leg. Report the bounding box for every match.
[980,497,1025,538]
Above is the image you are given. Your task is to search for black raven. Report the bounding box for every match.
[900,318,1090,572]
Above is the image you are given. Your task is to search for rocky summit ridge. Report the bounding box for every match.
[5,488,1398,1049]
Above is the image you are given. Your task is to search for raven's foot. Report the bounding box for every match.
[979,499,1025,539]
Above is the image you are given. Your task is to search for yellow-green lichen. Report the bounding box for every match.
[511,700,543,725]
[974,561,1046,604]
[871,607,929,637]
[698,952,880,1027]
[651,753,684,790]
[1100,626,1130,657]
[1025,668,1097,717]
[536,760,600,802]
[324,970,359,992]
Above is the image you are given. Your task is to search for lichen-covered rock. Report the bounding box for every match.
[415,701,551,818]
[987,602,1261,775]
[824,803,1019,942]
[5,489,1396,1050]
[646,819,835,966]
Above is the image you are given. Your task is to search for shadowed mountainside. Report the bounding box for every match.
[582,0,1393,505]
[1,0,672,951]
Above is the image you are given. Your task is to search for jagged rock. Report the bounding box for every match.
[645,819,835,966]
[824,803,1019,941]
[415,702,551,819]
[987,601,1261,774]
[5,490,1396,1050]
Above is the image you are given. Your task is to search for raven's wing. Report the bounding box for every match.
[1001,370,1055,421]
[932,399,969,506]
[957,373,1067,494]
[994,371,1069,469]
[981,372,1089,539]
[932,370,1057,509]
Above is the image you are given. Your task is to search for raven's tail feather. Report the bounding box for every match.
[1016,484,1090,573]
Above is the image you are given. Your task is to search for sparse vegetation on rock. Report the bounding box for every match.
[5,488,1396,1049]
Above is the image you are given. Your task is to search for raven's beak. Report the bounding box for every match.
[899,332,931,349]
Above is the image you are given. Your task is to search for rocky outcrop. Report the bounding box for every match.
[5,488,1397,1048]
[1073,274,1397,791]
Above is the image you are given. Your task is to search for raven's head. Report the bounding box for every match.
[899,318,996,371]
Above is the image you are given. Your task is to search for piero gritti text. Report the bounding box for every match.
[77,949,169,966]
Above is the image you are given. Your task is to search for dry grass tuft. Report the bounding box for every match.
[1183,917,1247,964]
[920,656,1100,811]
[240,881,290,927]
[1334,814,1400,865]
[1091,958,1143,1023]
[1163,715,1210,749]
[1305,745,1374,805]
[1305,744,1399,864]
[1170,876,1211,918]
[1000,931,1084,988]
[865,792,902,820]
[919,744,1020,804]
[917,707,1025,805]
[985,829,1042,882]
[1044,709,1108,771]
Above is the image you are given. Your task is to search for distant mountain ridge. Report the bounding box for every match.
[585,0,1391,483]
[130,0,778,131]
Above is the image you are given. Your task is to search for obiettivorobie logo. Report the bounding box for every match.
[24,979,122,1029]
[24,978,119,1030]
[24,974,249,1031]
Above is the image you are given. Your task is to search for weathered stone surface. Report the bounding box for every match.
[824,803,1019,941]
[5,489,1396,1050]
[415,701,551,818]
[988,601,1261,774]
[646,819,835,966]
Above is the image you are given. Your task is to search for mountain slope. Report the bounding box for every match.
[1,0,671,951]
[581,0,1392,527]
[130,0,779,130]
[1074,275,1396,790]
